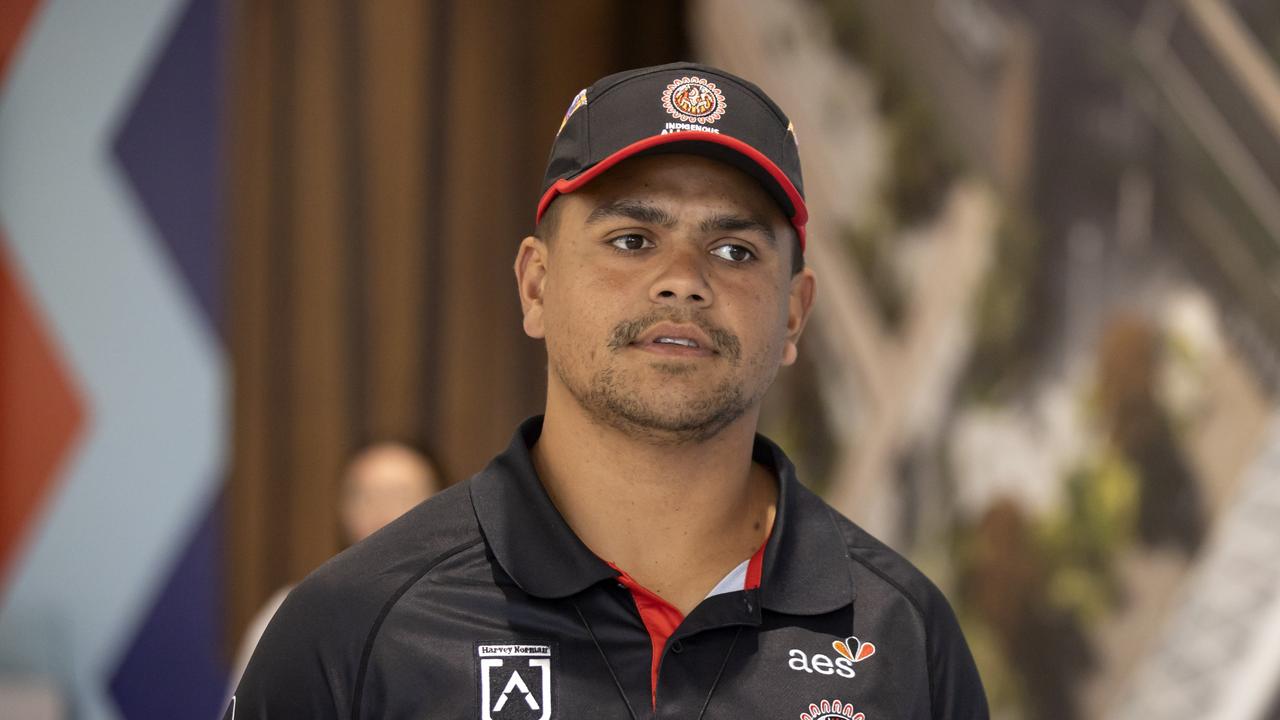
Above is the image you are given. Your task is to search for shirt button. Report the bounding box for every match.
[670,640,684,654]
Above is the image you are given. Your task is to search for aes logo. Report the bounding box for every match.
[475,643,554,720]
[788,635,877,679]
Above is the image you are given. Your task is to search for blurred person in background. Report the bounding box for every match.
[337,442,443,544]
[226,441,441,695]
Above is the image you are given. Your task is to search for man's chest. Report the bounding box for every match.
[356,582,930,720]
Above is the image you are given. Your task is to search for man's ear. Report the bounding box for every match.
[514,236,549,339]
[781,267,816,366]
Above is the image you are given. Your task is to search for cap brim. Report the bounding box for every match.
[536,131,808,250]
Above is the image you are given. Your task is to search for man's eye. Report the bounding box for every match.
[711,244,755,263]
[609,234,653,251]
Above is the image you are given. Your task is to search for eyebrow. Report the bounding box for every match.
[584,200,677,228]
[700,213,777,246]
[585,201,779,246]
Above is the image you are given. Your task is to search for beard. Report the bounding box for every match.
[553,309,777,445]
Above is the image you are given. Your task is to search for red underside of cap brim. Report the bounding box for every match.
[536,131,808,251]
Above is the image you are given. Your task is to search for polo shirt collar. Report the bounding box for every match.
[752,435,854,616]
[471,416,854,615]
[470,416,616,598]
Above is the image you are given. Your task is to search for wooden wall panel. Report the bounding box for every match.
[287,0,350,574]
[226,0,689,653]
[227,0,278,642]
[436,0,526,477]
[362,0,429,444]
[530,0,616,143]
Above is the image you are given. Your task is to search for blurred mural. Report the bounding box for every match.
[1,0,228,718]
[3,0,1280,719]
[718,1,1280,719]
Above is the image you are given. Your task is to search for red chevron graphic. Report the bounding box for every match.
[0,0,43,84]
[0,236,84,590]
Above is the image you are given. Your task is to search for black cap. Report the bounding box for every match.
[537,62,808,250]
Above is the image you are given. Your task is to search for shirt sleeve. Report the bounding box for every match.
[223,576,363,719]
[925,589,990,720]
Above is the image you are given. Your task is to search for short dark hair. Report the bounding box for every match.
[533,198,804,274]
[532,197,563,243]
[787,233,805,275]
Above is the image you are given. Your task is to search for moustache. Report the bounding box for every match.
[607,310,741,361]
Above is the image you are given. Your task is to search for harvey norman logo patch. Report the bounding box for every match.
[476,643,554,720]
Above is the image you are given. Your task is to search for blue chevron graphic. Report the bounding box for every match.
[113,0,224,335]
[0,0,228,717]
[108,0,228,716]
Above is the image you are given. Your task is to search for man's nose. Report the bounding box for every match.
[649,248,714,307]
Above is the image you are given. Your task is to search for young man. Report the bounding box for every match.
[228,62,987,720]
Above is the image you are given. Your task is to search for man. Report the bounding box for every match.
[228,62,987,719]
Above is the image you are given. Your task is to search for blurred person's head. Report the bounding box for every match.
[339,442,441,544]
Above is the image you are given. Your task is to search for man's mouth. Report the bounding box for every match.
[652,336,700,349]
[631,322,717,357]
[608,312,741,361]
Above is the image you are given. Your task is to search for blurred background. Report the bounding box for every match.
[2,0,1279,718]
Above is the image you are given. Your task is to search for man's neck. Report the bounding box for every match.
[531,385,777,615]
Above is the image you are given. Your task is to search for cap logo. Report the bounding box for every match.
[662,76,726,125]
[556,88,588,136]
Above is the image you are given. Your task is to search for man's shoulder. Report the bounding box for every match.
[231,479,492,712]
[278,480,485,631]
[794,485,989,716]
[797,483,955,622]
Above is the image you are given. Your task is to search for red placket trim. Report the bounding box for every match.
[609,538,767,710]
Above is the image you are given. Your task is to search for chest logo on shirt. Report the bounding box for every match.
[788,635,876,678]
[476,643,554,720]
[800,699,865,720]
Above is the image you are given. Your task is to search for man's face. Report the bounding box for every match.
[516,154,816,444]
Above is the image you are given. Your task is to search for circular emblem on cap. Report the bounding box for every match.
[662,76,727,125]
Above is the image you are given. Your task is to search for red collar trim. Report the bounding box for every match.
[609,537,768,709]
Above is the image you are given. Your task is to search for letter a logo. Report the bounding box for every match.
[493,671,538,712]
[476,643,554,720]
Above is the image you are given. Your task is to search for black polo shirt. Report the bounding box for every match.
[227,417,987,719]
